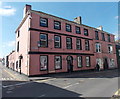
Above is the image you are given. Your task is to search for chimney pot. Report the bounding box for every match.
[74,16,82,24]
[23,4,31,18]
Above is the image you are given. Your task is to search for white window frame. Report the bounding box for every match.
[40,56,48,70]
[96,43,101,53]
[40,34,47,47]
[40,18,48,27]
[85,40,89,50]
[54,36,61,48]
[54,21,61,29]
[66,24,71,32]
[108,45,113,53]
[77,56,82,67]
[76,39,81,50]
[66,37,72,49]
[55,56,62,69]
[109,59,115,67]
[86,56,90,67]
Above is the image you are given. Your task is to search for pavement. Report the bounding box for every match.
[1,62,120,98]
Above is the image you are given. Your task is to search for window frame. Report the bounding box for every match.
[54,21,61,30]
[101,33,105,41]
[76,39,82,50]
[66,23,72,32]
[40,55,48,71]
[54,35,61,48]
[54,56,62,70]
[77,56,82,68]
[75,26,81,34]
[107,34,111,42]
[86,56,90,67]
[85,40,89,51]
[84,28,88,36]
[40,17,48,27]
[17,41,19,52]
[66,37,72,49]
[95,31,99,40]
[95,43,101,53]
[40,33,48,47]
[108,44,113,53]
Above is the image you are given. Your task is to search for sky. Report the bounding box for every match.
[0,2,119,58]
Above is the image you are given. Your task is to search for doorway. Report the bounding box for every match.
[67,56,73,72]
[103,58,109,70]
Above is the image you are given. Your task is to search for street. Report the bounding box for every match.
[1,62,119,98]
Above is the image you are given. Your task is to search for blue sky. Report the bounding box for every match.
[0,2,118,58]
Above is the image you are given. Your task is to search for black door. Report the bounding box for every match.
[67,56,73,72]
[103,58,108,70]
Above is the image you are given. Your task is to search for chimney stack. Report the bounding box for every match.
[74,16,82,24]
[97,26,103,31]
[23,4,31,18]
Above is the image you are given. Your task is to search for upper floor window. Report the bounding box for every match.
[66,24,71,32]
[107,34,110,42]
[101,33,105,41]
[76,39,82,50]
[95,43,101,52]
[77,56,82,68]
[54,36,61,48]
[40,56,48,71]
[66,37,72,49]
[84,29,88,36]
[108,44,113,53]
[17,41,19,52]
[86,56,90,67]
[40,34,48,47]
[85,40,89,50]
[17,30,20,38]
[54,21,61,30]
[55,56,62,70]
[40,17,48,27]
[95,31,99,40]
[76,26,81,34]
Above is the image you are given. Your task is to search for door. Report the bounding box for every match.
[67,56,73,72]
[103,58,108,70]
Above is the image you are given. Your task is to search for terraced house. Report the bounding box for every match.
[6,4,117,76]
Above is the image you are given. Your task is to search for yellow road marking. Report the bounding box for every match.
[35,78,56,83]
[3,69,16,80]
[114,89,120,96]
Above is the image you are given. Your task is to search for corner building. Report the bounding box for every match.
[13,5,117,76]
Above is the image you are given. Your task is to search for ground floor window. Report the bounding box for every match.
[40,56,48,70]
[96,58,103,68]
[16,61,18,69]
[77,56,82,68]
[86,56,90,67]
[109,59,115,67]
[55,56,62,69]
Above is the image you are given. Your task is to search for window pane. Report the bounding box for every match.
[55,36,61,48]
[40,56,47,70]
[40,34,47,47]
[40,18,48,27]
[86,57,90,66]
[66,38,72,49]
[76,26,81,34]
[78,56,82,67]
[55,56,62,69]
[54,21,61,30]
[66,24,71,32]
[84,29,88,36]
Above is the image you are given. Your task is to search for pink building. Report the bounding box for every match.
[7,4,117,76]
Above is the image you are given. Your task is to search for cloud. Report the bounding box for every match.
[8,40,15,47]
[0,5,16,16]
[114,16,119,19]
[3,40,15,48]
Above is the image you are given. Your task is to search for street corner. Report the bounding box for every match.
[111,89,120,99]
